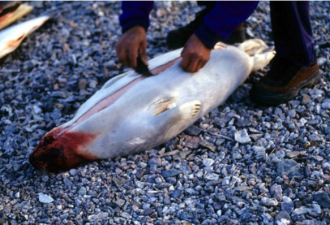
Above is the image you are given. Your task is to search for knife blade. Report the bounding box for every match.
[135,55,153,76]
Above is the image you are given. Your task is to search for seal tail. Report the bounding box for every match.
[236,39,275,72]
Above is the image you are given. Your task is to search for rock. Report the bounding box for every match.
[275,211,291,225]
[308,134,323,146]
[144,208,153,216]
[281,196,294,213]
[287,109,296,118]
[321,98,330,109]
[253,146,266,160]
[261,213,274,224]
[313,192,330,208]
[302,94,312,104]
[115,199,125,208]
[88,212,109,222]
[261,197,278,207]
[270,184,283,201]
[113,177,127,188]
[78,187,86,196]
[199,140,216,151]
[277,159,300,178]
[69,169,77,176]
[234,129,251,144]
[63,177,73,186]
[171,190,183,198]
[292,204,321,216]
[184,136,200,148]
[136,169,146,179]
[38,193,54,203]
[161,169,181,178]
[204,173,219,181]
[203,158,214,167]
[185,125,202,136]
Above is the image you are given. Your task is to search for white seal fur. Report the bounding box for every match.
[29,39,274,172]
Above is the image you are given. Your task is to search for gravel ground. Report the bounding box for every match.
[1,1,330,224]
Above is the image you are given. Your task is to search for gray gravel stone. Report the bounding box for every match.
[277,159,301,177]
[261,197,278,207]
[281,196,294,213]
[313,192,330,208]
[275,211,292,225]
[234,129,251,144]
[78,187,86,196]
[203,158,214,167]
[161,169,181,178]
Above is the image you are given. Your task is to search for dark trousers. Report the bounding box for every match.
[270,2,314,66]
[199,1,314,66]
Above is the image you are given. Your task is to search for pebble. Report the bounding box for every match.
[204,173,220,181]
[275,211,291,225]
[313,192,330,208]
[292,204,321,216]
[161,169,181,178]
[302,94,312,104]
[261,197,278,207]
[234,129,251,144]
[322,98,330,109]
[78,187,86,196]
[88,212,109,222]
[38,193,54,203]
[203,158,214,167]
[270,184,283,201]
[115,199,126,208]
[69,169,77,176]
[277,159,300,177]
[281,196,294,213]
[185,125,202,136]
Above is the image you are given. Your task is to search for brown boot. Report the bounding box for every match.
[250,56,321,106]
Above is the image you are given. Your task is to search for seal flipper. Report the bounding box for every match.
[251,51,275,72]
[152,100,201,138]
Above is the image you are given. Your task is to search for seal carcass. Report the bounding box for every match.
[29,39,274,172]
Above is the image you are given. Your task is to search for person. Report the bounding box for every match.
[116,2,320,106]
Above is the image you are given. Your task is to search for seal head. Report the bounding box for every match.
[29,128,98,173]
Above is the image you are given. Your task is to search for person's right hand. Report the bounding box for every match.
[116,26,148,68]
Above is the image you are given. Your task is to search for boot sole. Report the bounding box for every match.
[251,69,321,106]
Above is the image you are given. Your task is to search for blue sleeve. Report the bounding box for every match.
[119,1,154,33]
[195,1,259,49]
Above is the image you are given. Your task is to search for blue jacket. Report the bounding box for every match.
[119,1,259,49]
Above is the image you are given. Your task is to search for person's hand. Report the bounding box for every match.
[180,34,211,73]
[116,26,148,68]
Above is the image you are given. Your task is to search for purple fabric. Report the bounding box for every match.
[195,1,258,48]
[120,1,154,33]
[119,1,258,48]
[270,2,314,65]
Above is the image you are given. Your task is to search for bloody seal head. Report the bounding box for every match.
[29,128,98,173]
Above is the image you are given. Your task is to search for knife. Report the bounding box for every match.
[135,55,153,76]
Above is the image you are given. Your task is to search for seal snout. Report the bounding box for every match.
[29,144,67,173]
[30,130,98,172]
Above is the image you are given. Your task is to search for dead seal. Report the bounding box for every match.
[29,39,274,172]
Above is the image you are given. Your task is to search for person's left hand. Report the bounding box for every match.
[180,34,211,73]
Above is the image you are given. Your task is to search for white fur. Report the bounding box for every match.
[60,39,274,159]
